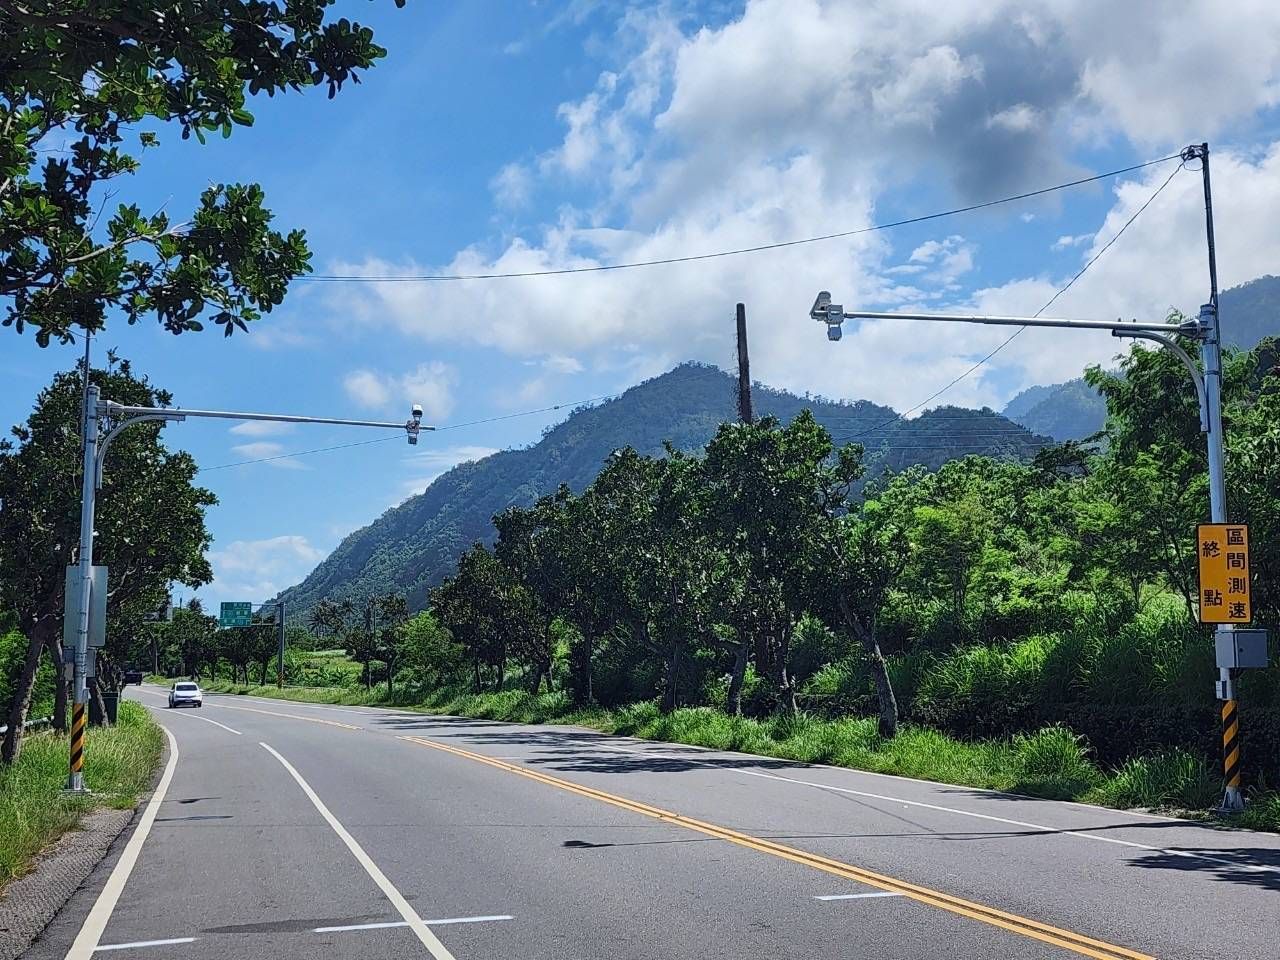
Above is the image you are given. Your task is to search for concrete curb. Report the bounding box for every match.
[0,807,135,960]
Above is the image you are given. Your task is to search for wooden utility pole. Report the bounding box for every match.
[735,302,753,424]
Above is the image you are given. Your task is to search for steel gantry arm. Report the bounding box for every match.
[91,401,433,489]
[1111,328,1209,433]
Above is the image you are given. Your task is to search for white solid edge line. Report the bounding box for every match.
[595,731,1197,824]
[814,892,905,901]
[733,768,1280,875]
[258,742,457,960]
[93,937,197,951]
[65,726,181,960]
[314,915,514,933]
[140,703,240,735]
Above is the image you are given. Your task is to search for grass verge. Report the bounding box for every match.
[193,679,1279,831]
[0,701,164,893]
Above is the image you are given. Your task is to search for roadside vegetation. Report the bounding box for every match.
[0,702,163,892]
[154,335,1280,831]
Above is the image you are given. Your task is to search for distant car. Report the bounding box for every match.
[124,669,144,685]
[168,681,203,708]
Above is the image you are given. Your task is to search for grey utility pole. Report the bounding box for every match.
[812,143,1253,812]
[65,387,431,791]
[1182,142,1244,812]
[277,598,287,688]
[67,382,102,791]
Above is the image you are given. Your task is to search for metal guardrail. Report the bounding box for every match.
[0,715,54,735]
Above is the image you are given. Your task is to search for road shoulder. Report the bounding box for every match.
[0,731,169,960]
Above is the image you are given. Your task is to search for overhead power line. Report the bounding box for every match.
[839,160,1186,443]
[844,439,1059,451]
[298,155,1183,283]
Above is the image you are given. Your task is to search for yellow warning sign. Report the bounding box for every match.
[1198,524,1251,624]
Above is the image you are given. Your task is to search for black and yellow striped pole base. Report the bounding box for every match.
[66,702,87,792]
[1220,698,1244,813]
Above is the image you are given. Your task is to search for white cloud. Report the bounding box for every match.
[1051,234,1091,250]
[204,535,327,606]
[230,441,283,458]
[319,1,1280,414]
[966,143,1280,391]
[344,362,457,421]
[399,362,458,421]
[229,421,295,437]
[343,369,391,409]
[543,354,584,374]
[986,102,1039,132]
[227,440,307,470]
[491,162,533,208]
[908,235,973,277]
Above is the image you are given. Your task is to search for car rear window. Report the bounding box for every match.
[175,683,198,691]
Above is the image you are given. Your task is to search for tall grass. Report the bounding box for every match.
[0,701,164,891]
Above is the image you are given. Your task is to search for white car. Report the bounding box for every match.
[168,681,203,708]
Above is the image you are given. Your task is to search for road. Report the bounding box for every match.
[18,684,1280,960]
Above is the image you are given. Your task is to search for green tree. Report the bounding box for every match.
[702,414,855,715]
[1228,342,1280,628]
[0,358,214,761]
[163,601,217,680]
[397,610,464,690]
[432,545,536,693]
[374,593,407,697]
[820,478,914,737]
[2,0,403,344]
[344,598,379,691]
[1087,327,1275,621]
[307,599,345,645]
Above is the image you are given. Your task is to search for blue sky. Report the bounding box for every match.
[4,0,1280,608]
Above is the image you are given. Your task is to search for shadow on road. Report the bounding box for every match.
[155,814,234,822]
[368,715,808,773]
[1126,847,1280,891]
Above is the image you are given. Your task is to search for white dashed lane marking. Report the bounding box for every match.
[314,915,514,933]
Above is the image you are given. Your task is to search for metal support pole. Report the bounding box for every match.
[735,303,754,424]
[277,600,286,688]
[68,384,100,792]
[1191,142,1244,813]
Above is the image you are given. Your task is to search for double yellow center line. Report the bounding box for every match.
[399,736,1152,960]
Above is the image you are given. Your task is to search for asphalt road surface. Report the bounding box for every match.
[19,684,1280,959]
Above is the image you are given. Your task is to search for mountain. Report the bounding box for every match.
[1003,378,1107,442]
[1000,383,1060,422]
[280,364,1049,614]
[1003,276,1280,441]
[1221,275,1280,350]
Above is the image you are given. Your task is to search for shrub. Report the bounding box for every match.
[913,634,1055,736]
[1011,726,1101,799]
[1086,750,1219,810]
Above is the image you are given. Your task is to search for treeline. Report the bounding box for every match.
[427,334,1280,776]
[156,593,466,699]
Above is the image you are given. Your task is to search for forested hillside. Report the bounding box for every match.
[1003,378,1107,441]
[281,364,1047,614]
[1003,276,1280,441]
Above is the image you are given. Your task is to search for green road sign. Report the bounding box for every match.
[219,601,253,628]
